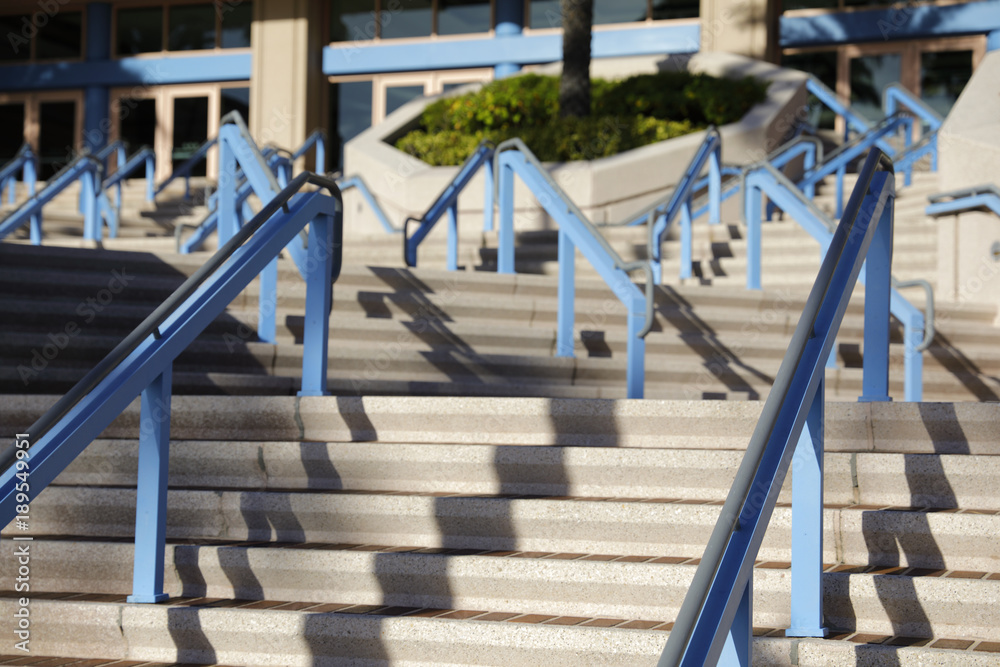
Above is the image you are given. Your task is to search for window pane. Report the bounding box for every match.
[921,50,972,119]
[220,1,252,48]
[221,87,251,125]
[36,11,82,59]
[118,7,163,55]
[529,0,562,29]
[385,85,424,116]
[330,0,376,42]
[328,80,372,171]
[782,50,838,129]
[850,52,901,123]
[39,101,76,180]
[437,0,491,35]
[594,0,647,24]
[0,104,26,161]
[380,0,432,39]
[782,0,837,9]
[118,98,156,157]
[651,0,699,20]
[0,15,32,61]
[172,96,209,176]
[168,4,216,51]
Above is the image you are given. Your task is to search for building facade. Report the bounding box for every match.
[0,0,998,178]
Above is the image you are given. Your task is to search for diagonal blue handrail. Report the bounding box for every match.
[0,151,118,244]
[178,148,290,254]
[0,171,343,604]
[337,174,399,234]
[404,139,496,271]
[743,158,932,401]
[640,127,722,284]
[155,136,218,200]
[659,150,899,666]
[926,183,1000,218]
[494,138,655,399]
[104,146,156,205]
[1,144,38,207]
[804,74,875,143]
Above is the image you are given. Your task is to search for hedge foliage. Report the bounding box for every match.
[394,71,768,165]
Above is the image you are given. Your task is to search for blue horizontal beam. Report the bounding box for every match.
[780,0,1000,48]
[0,53,251,91]
[323,23,700,76]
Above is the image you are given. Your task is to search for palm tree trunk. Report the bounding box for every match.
[559,0,593,118]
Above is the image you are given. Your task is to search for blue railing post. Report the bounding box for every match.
[859,176,894,403]
[718,579,752,666]
[556,229,576,357]
[803,143,817,201]
[483,156,495,232]
[145,152,155,202]
[680,201,693,281]
[709,149,721,226]
[788,378,828,638]
[497,153,516,274]
[127,366,173,604]
[904,318,924,402]
[447,202,459,271]
[625,297,646,399]
[81,168,100,242]
[259,258,278,345]
[835,164,846,219]
[218,126,239,246]
[298,213,335,397]
[744,179,762,290]
[25,159,40,245]
[315,136,326,175]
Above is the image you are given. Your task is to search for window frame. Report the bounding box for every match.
[112,0,253,59]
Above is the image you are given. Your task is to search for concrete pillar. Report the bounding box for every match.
[700,0,779,63]
[83,3,111,152]
[494,0,524,78]
[250,0,324,157]
[988,29,1000,52]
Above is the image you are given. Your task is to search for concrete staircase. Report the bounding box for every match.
[1,165,999,665]
[2,396,1000,664]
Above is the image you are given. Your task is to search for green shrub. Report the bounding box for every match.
[395,71,768,165]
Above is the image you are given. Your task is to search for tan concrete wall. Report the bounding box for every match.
[937,50,1000,314]
[342,52,807,239]
[700,0,778,63]
[250,0,324,156]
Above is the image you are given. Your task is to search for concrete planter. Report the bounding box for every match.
[342,51,808,240]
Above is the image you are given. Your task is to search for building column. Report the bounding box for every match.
[250,0,324,160]
[83,3,112,152]
[494,0,524,78]
[700,0,779,63]
[989,29,1000,52]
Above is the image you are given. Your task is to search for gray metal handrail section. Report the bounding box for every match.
[494,137,656,337]
[660,149,900,666]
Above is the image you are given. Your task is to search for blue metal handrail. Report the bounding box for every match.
[799,112,914,217]
[289,129,327,174]
[0,170,342,605]
[1,144,38,207]
[804,74,873,142]
[659,150,900,666]
[884,83,944,132]
[743,158,932,401]
[404,139,496,270]
[494,138,655,398]
[155,136,218,200]
[642,127,722,284]
[177,148,287,254]
[104,146,156,206]
[337,174,399,234]
[0,151,118,244]
[926,183,1000,218]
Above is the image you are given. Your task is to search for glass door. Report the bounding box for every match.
[0,102,26,163]
[171,95,210,177]
[37,100,77,179]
